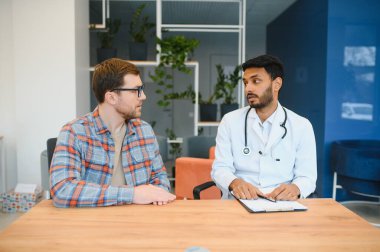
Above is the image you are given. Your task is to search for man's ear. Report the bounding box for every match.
[273,77,282,91]
[104,91,118,105]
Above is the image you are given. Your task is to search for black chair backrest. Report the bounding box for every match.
[331,140,380,196]
[186,136,216,158]
[156,135,168,162]
[47,138,57,170]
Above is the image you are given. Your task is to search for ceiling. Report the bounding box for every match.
[91,0,298,26]
[246,0,297,25]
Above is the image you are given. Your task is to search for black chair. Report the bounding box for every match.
[45,138,57,199]
[185,136,216,158]
[175,136,217,199]
[331,140,380,227]
[193,181,218,199]
[46,138,57,170]
[186,137,217,199]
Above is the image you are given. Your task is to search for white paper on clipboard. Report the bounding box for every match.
[238,198,308,213]
[231,191,307,213]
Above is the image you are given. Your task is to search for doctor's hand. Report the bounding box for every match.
[266,184,300,201]
[229,178,264,200]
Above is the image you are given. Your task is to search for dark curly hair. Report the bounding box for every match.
[242,55,284,81]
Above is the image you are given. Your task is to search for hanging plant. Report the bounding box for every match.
[150,35,200,108]
[149,35,200,157]
[156,35,199,73]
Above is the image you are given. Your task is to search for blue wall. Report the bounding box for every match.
[267,0,328,196]
[324,0,380,198]
[267,0,380,197]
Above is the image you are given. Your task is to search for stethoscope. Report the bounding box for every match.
[242,106,288,155]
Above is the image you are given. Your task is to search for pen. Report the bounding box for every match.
[258,194,276,203]
[231,191,276,202]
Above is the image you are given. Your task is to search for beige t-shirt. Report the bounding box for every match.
[111,123,127,186]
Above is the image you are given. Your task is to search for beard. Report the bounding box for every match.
[115,104,141,120]
[246,85,274,109]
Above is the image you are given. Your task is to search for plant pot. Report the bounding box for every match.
[97,48,117,63]
[221,103,239,118]
[200,104,217,122]
[129,42,148,60]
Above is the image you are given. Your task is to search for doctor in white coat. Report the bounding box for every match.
[211,55,317,201]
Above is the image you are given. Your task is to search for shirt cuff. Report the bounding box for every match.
[292,180,313,199]
[117,186,134,204]
[216,173,237,192]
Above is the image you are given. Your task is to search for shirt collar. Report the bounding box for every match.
[265,109,276,125]
[92,107,109,135]
[247,101,281,125]
[127,119,141,136]
[92,107,141,136]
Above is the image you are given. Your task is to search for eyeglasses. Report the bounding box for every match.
[111,84,145,97]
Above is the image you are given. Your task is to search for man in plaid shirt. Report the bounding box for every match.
[50,58,176,207]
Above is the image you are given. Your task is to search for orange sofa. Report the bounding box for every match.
[175,147,221,199]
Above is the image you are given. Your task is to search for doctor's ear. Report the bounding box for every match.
[273,77,282,91]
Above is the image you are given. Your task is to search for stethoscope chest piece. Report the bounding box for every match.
[242,147,251,155]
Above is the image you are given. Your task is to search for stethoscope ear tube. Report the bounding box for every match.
[243,107,252,154]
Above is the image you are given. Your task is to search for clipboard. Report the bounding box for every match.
[232,193,308,213]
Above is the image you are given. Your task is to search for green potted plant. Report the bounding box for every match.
[96,18,121,63]
[149,35,199,159]
[198,88,220,122]
[150,35,199,108]
[129,3,155,60]
[165,128,182,159]
[156,35,199,73]
[214,64,242,118]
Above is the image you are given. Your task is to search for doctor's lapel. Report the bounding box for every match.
[264,108,286,153]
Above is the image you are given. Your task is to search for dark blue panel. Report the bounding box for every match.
[325,0,380,198]
[267,0,380,198]
[331,140,380,196]
[267,0,328,197]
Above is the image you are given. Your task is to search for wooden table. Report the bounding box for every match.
[0,199,379,251]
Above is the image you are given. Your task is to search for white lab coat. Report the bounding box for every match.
[211,102,317,199]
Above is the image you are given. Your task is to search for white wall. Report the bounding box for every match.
[0,0,17,192]
[0,0,89,189]
[75,0,90,116]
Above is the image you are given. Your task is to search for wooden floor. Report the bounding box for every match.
[0,212,24,232]
[343,201,380,226]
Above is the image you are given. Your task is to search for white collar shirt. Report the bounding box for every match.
[211,102,317,199]
[251,108,276,146]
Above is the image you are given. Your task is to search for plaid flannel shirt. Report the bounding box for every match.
[50,108,170,207]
